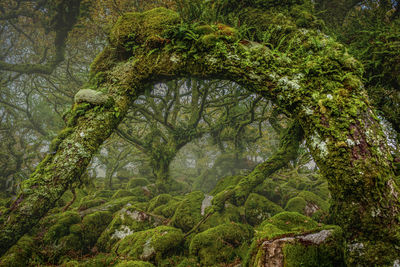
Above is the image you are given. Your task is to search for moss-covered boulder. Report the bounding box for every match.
[244,193,284,226]
[200,202,242,231]
[0,235,35,267]
[112,189,135,199]
[43,211,81,245]
[285,191,329,221]
[78,198,106,211]
[189,223,253,266]
[127,178,150,189]
[114,226,184,263]
[115,261,155,267]
[79,196,140,217]
[246,212,344,266]
[170,191,204,232]
[97,204,167,251]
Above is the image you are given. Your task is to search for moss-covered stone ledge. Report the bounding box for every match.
[245,212,345,266]
[1,5,399,265]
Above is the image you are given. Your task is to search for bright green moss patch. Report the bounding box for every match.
[127,178,150,189]
[246,212,344,266]
[285,196,307,213]
[260,211,319,232]
[115,261,155,267]
[244,193,284,226]
[97,204,167,252]
[78,198,106,211]
[211,175,244,196]
[0,235,35,267]
[43,211,81,244]
[170,191,204,232]
[200,202,242,231]
[109,8,179,50]
[112,189,135,199]
[189,223,253,266]
[147,194,173,212]
[114,226,184,263]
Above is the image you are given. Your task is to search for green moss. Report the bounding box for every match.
[260,211,319,233]
[115,261,155,267]
[200,202,242,231]
[0,235,35,267]
[127,178,150,189]
[152,200,180,219]
[49,127,74,152]
[244,193,284,226]
[147,194,173,212]
[94,190,115,199]
[73,253,120,266]
[285,196,307,213]
[129,186,152,202]
[246,212,344,266]
[211,175,244,196]
[189,223,253,266]
[80,210,113,249]
[43,211,81,244]
[170,191,204,232]
[78,198,106,211]
[109,8,179,50]
[114,226,184,263]
[96,204,166,252]
[112,189,135,199]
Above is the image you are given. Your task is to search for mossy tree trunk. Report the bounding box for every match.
[0,7,399,265]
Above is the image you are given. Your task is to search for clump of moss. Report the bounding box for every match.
[0,235,35,267]
[210,175,244,196]
[78,198,106,211]
[170,191,204,232]
[115,261,155,267]
[80,210,113,249]
[109,8,179,50]
[127,178,150,189]
[285,191,329,221]
[189,223,253,266]
[200,202,242,231]
[43,211,81,245]
[246,212,344,266]
[114,226,184,263]
[244,193,284,226]
[94,190,115,199]
[112,189,135,199]
[97,204,167,251]
[147,194,173,211]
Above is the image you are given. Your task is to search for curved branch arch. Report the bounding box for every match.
[1,7,399,265]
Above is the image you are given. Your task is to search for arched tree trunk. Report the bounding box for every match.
[1,7,399,265]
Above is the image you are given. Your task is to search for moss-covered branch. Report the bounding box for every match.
[212,121,304,209]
